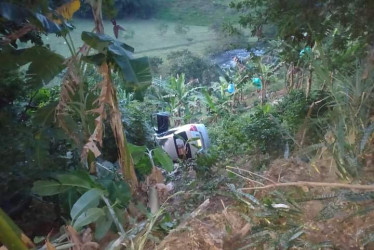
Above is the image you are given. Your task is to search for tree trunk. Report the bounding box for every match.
[330,71,334,88]
[306,63,312,98]
[290,64,294,90]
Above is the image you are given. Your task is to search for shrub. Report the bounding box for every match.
[206,21,248,55]
[275,90,309,134]
[166,50,219,85]
[121,101,154,147]
[174,22,190,35]
[157,23,169,36]
[275,89,330,143]
[208,114,252,156]
[149,56,164,75]
[244,104,284,154]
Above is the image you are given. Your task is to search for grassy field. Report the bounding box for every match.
[155,0,237,26]
[42,0,251,61]
[44,18,253,60]
[43,0,245,59]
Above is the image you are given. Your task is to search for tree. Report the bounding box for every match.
[230,0,373,97]
[230,0,373,54]
[0,0,153,192]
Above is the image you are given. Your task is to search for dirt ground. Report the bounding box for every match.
[156,157,374,249]
[157,195,250,250]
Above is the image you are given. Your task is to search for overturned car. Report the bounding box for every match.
[153,112,210,161]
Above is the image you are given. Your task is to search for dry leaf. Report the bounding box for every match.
[81,228,93,243]
[148,167,164,185]
[66,225,82,250]
[82,242,100,250]
[45,238,56,250]
[21,233,35,248]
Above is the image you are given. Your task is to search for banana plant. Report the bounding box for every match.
[154,74,204,126]
[32,170,131,240]
[50,0,153,191]
[127,143,173,214]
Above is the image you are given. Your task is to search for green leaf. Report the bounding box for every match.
[81,53,106,66]
[32,171,100,196]
[73,208,104,230]
[109,51,136,82]
[70,188,103,221]
[134,156,153,176]
[0,46,65,89]
[108,182,131,207]
[128,143,147,154]
[202,89,217,113]
[81,32,112,52]
[0,2,31,24]
[0,208,29,250]
[80,31,151,100]
[57,171,99,190]
[128,57,153,85]
[128,143,147,164]
[32,180,69,196]
[32,101,58,126]
[95,207,113,240]
[0,2,61,33]
[153,147,173,172]
[98,179,131,207]
[81,31,134,53]
[34,13,61,33]
[26,46,65,87]
[113,56,152,100]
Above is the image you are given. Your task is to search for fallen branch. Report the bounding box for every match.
[240,181,374,191]
[227,169,264,187]
[226,166,276,184]
[170,198,209,231]
[101,195,125,235]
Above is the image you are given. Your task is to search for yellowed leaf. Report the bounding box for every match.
[45,238,56,250]
[21,233,35,248]
[56,0,80,20]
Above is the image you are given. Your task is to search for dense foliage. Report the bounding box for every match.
[166,49,219,85]
[0,0,374,249]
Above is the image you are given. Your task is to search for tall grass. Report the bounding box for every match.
[314,62,374,178]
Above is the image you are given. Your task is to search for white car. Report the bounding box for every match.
[153,113,210,161]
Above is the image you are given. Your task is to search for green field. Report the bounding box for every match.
[42,0,245,59]
[156,0,238,25]
[44,18,252,60]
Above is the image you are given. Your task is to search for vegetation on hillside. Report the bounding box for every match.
[0,0,374,249]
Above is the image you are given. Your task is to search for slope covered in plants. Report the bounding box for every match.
[0,0,373,249]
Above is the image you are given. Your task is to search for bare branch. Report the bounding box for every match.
[240,181,374,191]
[226,169,264,187]
[226,166,277,184]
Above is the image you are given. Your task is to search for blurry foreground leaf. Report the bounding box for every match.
[0,208,34,250]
